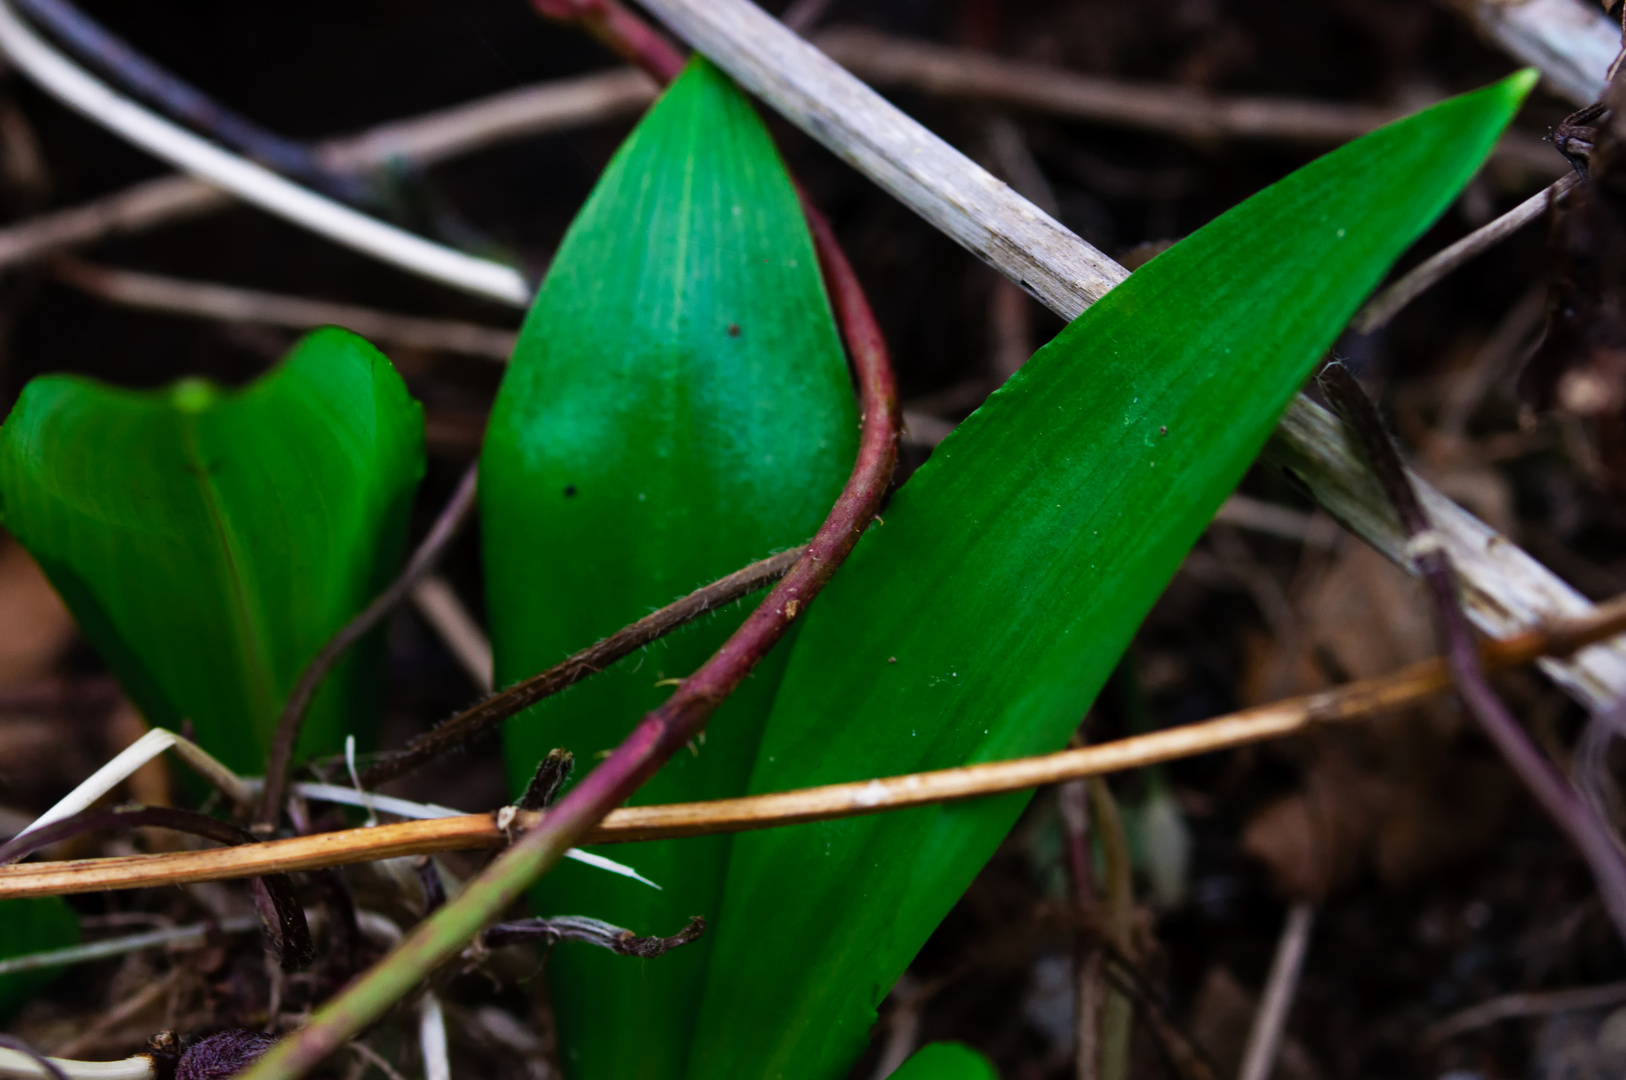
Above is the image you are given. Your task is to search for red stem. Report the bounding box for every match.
[531,0,686,82]
[516,0,899,841]
[501,194,899,878]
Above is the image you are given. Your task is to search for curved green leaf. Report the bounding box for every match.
[891,1043,1000,1080]
[0,898,78,1019]
[481,59,857,1079]
[0,328,424,774]
[687,73,1535,1079]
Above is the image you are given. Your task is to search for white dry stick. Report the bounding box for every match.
[0,0,530,307]
[418,993,452,1080]
[636,0,1626,712]
[410,576,495,693]
[0,915,260,976]
[0,1052,155,1080]
[52,262,518,361]
[284,782,661,890]
[0,69,657,272]
[17,727,250,839]
[1236,903,1315,1080]
[1451,0,1619,106]
[1354,172,1580,334]
[345,735,379,828]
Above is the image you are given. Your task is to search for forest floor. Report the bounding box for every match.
[0,2,1620,1079]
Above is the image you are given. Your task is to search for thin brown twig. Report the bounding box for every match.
[1058,777,1100,1080]
[1422,979,1626,1045]
[256,464,479,828]
[0,69,658,272]
[356,544,806,788]
[0,25,1561,280]
[1236,904,1315,1080]
[1354,173,1578,334]
[821,28,1399,143]
[1089,778,1133,1080]
[51,259,519,360]
[0,598,1619,904]
[407,576,493,693]
[5,595,1626,901]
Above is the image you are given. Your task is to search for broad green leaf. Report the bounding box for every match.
[0,328,424,774]
[891,1043,1000,1080]
[481,59,857,1079]
[687,73,1535,1080]
[0,898,78,1019]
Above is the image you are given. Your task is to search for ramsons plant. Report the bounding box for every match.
[0,52,1532,1079]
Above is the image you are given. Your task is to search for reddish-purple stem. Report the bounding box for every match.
[501,192,899,879]
[1319,363,1626,946]
[532,0,687,82]
[508,0,898,831]
[240,10,898,1070]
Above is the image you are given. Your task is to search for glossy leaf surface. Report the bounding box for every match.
[687,73,1535,1079]
[480,59,857,1079]
[0,898,78,1019]
[891,1043,1000,1080]
[0,329,424,774]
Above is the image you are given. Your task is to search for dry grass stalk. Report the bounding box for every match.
[2,592,1621,901]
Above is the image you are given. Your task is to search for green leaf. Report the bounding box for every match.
[480,59,857,1079]
[891,1044,1000,1080]
[687,72,1535,1080]
[0,898,78,1019]
[0,328,425,774]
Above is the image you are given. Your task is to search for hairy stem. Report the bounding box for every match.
[358,544,803,788]
[239,22,897,1067]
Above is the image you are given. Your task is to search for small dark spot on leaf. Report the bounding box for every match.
[563,484,577,498]
[727,323,741,337]
[1159,426,1168,436]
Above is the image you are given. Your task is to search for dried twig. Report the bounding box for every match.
[51,259,518,360]
[408,576,494,693]
[0,0,530,304]
[1089,779,1133,1080]
[6,595,1626,901]
[257,464,479,828]
[1448,0,1618,107]
[12,0,352,195]
[0,1049,152,1080]
[0,67,654,271]
[0,804,314,969]
[357,544,803,787]
[17,726,251,835]
[0,1038,67,1080]
[1058,778,1100,1080]
[822,29,1399,143]
[1320,363,1626,947]
[1236,904,1315,1080]
[0,916,259,976]
[1355,173,1578,334]
[1422,979,1626,1044]
[416,995,450,1080]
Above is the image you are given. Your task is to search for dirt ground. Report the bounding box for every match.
[0,2,1622,1079]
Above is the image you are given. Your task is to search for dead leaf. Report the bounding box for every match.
[0,533,75,687]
